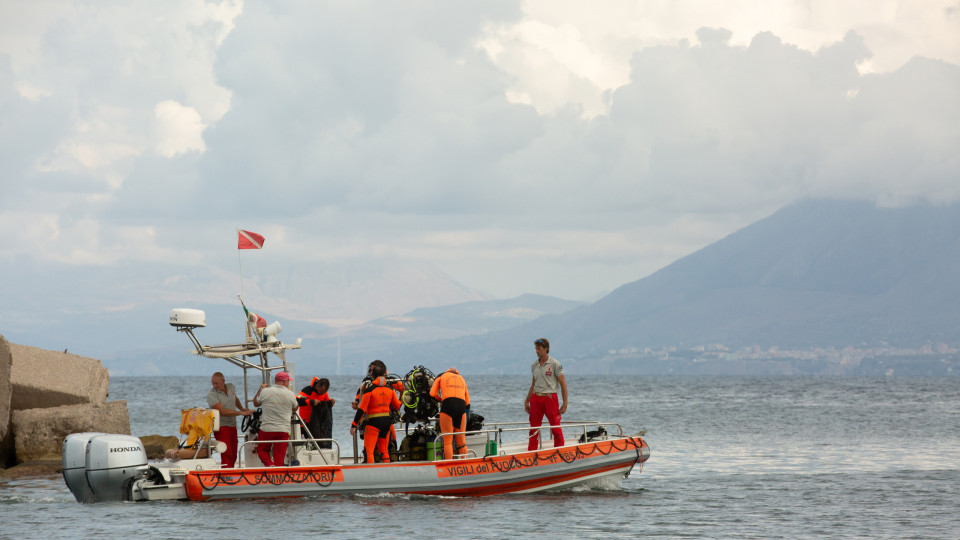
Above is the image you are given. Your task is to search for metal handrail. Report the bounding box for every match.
[237,438,341,467]
[460,421,623,439]
[169,433,219,462]
[419,420,626,456]
[236,420,626,467]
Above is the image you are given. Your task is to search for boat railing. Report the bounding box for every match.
[237,438,341,468]
[477,420,623,440]
[435,420,627,455]
[234,421,627,467]
[164,435,222,465]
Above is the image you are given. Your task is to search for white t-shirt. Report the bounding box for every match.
[257,385,298,433]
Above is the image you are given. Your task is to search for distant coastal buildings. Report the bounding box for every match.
[587,343,959,376]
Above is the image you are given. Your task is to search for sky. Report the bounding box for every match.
[1,0,958,309]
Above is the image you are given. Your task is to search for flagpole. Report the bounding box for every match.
[237,227,244,297]
[236,228,264,303]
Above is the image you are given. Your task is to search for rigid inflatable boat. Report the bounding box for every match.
[63,303,650,502]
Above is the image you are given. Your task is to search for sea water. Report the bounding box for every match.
[1,375,958,539]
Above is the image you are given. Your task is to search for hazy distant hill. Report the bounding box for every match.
[347,294,585,342]
[0,288,582,376]
[0,258,489,374]
[7,199,960,376]
[284,294,586,376]
[562,198,960,351]
[383,199,960,373]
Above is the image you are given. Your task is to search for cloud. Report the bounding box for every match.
[154,100,207,157]
[0,0,237,205]
[0,1,958,302]
[483,0,960,116]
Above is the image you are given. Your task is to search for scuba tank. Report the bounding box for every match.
[400,366,439,424]
[426,433,443,461]
[403,424,431,461]
[399,435,412,462]
[359,374,402,395]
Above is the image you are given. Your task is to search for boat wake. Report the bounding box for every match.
[568,475,624,492]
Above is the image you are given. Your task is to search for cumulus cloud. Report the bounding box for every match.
[483,0,960,116]
[0,1,958,302]
[154,100,207,157]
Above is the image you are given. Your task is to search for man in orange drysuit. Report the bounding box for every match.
[429,368,470,460]
[352,360,403,458]
[350,362,402,463]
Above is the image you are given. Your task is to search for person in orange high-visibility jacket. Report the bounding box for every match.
[430,368,470,460]
[297,377,335,448]
[350,363,402,463]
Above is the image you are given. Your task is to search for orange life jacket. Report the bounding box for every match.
[297,377,330,421]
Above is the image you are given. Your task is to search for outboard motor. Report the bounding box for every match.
[85,434,149,502]
[62,432,104,503]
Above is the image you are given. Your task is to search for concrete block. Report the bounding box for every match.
[12,401,130,462]
[0,335,11,466]
[9,343,109,410]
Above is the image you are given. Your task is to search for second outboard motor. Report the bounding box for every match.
[62,432,104,503]
[85,434,149,502]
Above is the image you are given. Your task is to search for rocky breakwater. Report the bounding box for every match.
[0,334,130,477]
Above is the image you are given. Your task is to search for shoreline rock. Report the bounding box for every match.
[0,459,62,480]
[1,336,131,469]
[12,401,131,462]
[8,343,109,410]
[0,336,12,467]
[140,434,179,460]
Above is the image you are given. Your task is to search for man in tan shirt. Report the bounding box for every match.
[523,338,568,451]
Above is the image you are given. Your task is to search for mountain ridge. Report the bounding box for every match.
[4,199,959,376]
[376,199,960,373]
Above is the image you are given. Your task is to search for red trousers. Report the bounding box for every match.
[214,425,238,468]
[256,431,289,467]
[528,393,564,450]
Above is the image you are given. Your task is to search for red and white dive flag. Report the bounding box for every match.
[238,230,265,250]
